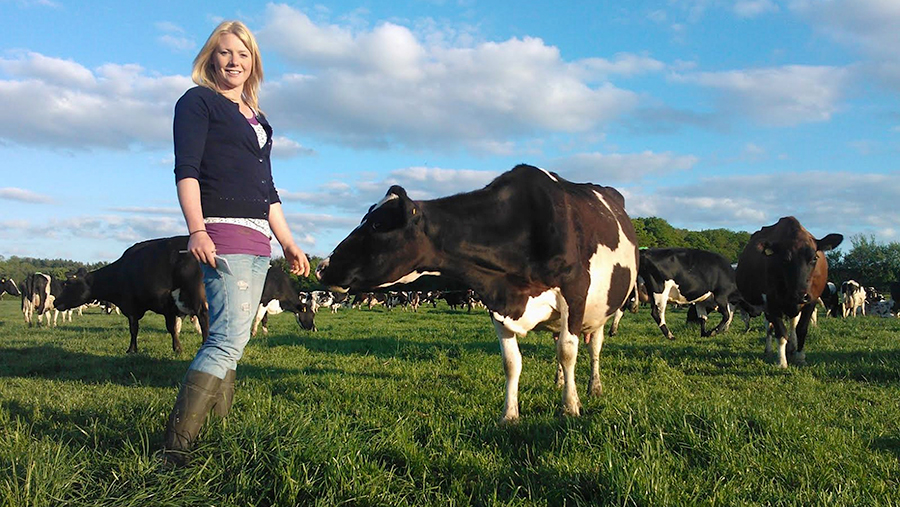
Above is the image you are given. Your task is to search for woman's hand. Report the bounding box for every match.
[188,230,218,268]
[283,242,310,276]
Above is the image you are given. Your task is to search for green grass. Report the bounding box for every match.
[1,298,899,506]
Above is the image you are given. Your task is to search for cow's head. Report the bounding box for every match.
[55,274,92,311]
[758,231,842,316]
[316,185,431,292]
[294,300,317,331]
[0,277,20,297]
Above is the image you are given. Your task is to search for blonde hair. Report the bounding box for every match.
[191,21,264,111]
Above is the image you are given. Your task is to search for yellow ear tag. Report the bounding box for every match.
[764,248,774,256]
[412,209,416,215]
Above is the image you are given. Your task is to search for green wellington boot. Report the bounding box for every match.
[161,369,222,467]
[212,369,236,417]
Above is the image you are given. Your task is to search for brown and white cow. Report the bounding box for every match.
[735,217,842,368]
[315,164,639,422]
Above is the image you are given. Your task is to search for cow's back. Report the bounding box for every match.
[112,236,194,313]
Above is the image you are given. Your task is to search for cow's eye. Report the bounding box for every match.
[370,222,380,231]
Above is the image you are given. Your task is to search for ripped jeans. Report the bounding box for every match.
[188,254,269,379]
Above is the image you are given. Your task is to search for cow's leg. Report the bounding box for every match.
[165,313,184,354]
[608,308,624,336]
[697,304,711,337]
[768,315,789,368]
[251,304,266,337]
[552,332,564,388]
[707,297,732,337]
[260,314,269,335]
[557,329,581,416]
[493,318,522,424]
[586,328,604,397]
[127,314,142,354]
[764,316,774,355]
[191,315,202,335]
[792,303,816,365]
[650,287,675,339]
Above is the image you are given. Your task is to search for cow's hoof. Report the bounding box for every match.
[562,405,581,417]
[498,414,520,426]
[588,381,603,397]
[790,351,807,366]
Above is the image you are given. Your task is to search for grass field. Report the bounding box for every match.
[1,297,899,506]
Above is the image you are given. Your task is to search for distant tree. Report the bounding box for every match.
[834,235,900,289]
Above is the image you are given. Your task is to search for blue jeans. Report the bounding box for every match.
[189,254,269,379]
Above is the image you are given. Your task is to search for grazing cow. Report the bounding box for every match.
[439,290,473,311]
[1,277,20,299]
[735,217,842,368]
[54,236,209,354]
[841,280,866,317]
[819,282,842,318]
[638,248,742,339]
[252,266,316,336]
[316,164,639,422]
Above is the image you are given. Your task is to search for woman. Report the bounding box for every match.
[163,20,309,466]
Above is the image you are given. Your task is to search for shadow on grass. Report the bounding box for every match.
[261,331,505,360]
[871,436,900,460]
[0,345,321,387]
[811,348,900,384]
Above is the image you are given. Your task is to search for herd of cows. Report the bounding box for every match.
[2,164,899,422]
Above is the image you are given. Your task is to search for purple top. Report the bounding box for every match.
[207,222,271,256]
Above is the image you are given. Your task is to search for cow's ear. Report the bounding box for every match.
[388,185,422,223]
[816,233,843,252]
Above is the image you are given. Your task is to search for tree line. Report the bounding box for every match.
[4,217,900,295]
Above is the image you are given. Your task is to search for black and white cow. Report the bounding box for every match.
[252,266,316,336]
[841,280,866,317]
[1,277,20,299]
[638,248,742,339]
[315,164,639,422]
[54,236,209,354]
[21,272,69,327]
[819,281,842,318]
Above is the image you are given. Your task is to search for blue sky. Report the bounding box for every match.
[2,0,899,263]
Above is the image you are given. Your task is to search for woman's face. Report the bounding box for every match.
[212,33,252,95]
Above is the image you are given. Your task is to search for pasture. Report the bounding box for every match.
[1,298,899,506]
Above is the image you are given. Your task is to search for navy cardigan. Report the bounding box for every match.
[173,86,280,220]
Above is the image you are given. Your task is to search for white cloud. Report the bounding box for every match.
[628,170,900,240]
[552,151,699,183]
[734,0,779,18]
[259,4,644,151]
[271,136,316,158]
[0,52,191,149]
[792,0,900,89]
[159,34,195,52]
[672,65,853,126]
[0,187,53,204]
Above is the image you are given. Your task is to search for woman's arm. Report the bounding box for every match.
[177,178,217,268]
[269,202,310,276]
